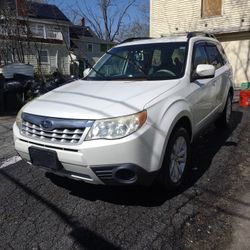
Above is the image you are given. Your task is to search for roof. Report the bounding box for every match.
[69,25,94,38]
[27,2,70,22]
[116,36,188,47]
[116,34,218,47]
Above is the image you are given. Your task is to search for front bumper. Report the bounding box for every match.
[13,122,159,185]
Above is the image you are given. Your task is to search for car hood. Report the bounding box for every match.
[24,79,180,119]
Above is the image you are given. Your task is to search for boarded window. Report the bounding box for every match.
[202,0,222,18]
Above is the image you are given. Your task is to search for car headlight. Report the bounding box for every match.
[86,110,147,140]
[16,106,25,130]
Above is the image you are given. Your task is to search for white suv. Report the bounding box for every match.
[13,33,234,189]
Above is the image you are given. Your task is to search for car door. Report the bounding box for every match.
[205,42,227,112]
[188,42,217,130]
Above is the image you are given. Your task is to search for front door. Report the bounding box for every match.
[188,42,217,131]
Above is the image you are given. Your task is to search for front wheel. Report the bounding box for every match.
[159,127,190,190]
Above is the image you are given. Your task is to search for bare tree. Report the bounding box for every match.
[118,4,149,40]
[118,21,149,42]
[0,1,48,83]
[116,2,149,42]
[72,0,137,42]
[0,7,29,64]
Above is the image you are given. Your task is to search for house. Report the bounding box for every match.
[69,18,115,77]
[150,0,250,87]
[0,0,71,75]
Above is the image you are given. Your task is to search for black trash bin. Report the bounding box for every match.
[0,74,24,115]
[4,80,24,114]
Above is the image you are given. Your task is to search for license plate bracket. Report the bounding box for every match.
[29,147,62,170]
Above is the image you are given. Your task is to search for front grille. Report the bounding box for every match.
[21,113,94,145]
[20,139,78,152]
[21,121,84,144]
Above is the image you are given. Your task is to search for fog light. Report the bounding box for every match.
[114,168,136,182]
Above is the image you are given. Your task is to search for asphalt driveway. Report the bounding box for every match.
[0,105,249,250]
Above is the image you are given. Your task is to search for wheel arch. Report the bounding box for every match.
[173,116,192,140]
[148,100,193,172]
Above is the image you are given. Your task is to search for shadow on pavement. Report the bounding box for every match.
[0,169,121,250]
[45,174,178,206]
[184,110,243,189]
[46,110,243,207]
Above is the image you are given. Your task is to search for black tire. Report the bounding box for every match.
[215,93,232,129]
[159,127,190,190]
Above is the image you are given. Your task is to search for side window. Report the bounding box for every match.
[205,44,223,69]
[192,44,208,72]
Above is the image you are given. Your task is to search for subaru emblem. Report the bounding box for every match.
[41,120,53,130]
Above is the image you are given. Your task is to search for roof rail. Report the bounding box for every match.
[120,37,152,44]
[187,32,216,39]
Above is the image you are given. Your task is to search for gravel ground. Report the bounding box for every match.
[0,105,249,250]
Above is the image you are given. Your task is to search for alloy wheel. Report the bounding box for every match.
[169,136,187,183]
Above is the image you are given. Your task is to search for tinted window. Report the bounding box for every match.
[205,44,223,69]
[192,44,208,70]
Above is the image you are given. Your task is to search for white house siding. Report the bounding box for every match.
[150,0,250,37]
[222,39,250,85]
[24,43,70,75]
[57,46,70,75]
[150,0,250,86]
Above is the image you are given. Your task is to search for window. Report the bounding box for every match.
[100,44,108,52]
[99,51,128,77]
[37,24,45,38]
[192,43,208,71]
[202,0,222,18]
[87,43,93,52]
[205,43,224,69]
[38,50,49,64]
[108,44,114,50]
[87,42,188,81]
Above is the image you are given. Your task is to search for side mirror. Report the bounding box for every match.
[195,64,215,79]
[83,68,90,77]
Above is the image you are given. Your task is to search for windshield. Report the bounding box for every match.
[86,42,187,81]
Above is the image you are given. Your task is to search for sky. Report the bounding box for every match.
[48,0,149,25]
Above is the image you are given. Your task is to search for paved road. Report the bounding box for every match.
[0,105,250,250]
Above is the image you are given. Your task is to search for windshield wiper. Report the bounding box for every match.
[105,51,148,76]
[82,58,108,80]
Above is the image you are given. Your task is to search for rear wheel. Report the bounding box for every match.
[215,93,232,129]
[159,127,190,190]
